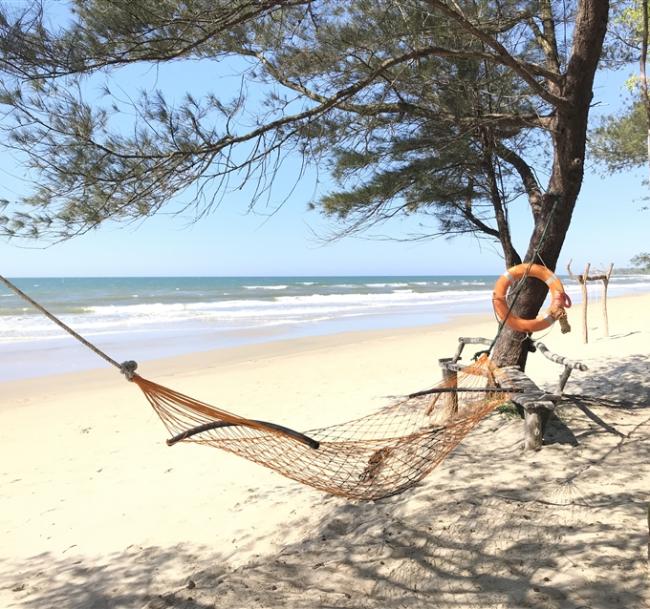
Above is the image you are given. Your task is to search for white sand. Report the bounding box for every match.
[1,293,648,608]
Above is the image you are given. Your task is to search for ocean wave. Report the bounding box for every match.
[364,282,410,288]
[10,289,496,321]
[0,305,91,316]
[3,274,648,346]
[273,289,492,306]
[0,288,495,343]
[607,280,650,288]
[87,299,269,315]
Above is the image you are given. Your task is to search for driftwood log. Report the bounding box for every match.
[444,337,588,450]
[499,340,587,450]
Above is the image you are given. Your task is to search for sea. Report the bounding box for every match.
[2,274,650,380]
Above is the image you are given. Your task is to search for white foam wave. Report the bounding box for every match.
[364,282,410,288]
[0,289,494,344]
[608,280,650,289]
[611,274,650,281]
[4,276,648,346]
[244,284,288,290]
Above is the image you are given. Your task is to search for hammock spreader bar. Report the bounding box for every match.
[167,419,321,449]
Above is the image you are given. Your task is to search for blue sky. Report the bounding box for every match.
[0,41,647,278]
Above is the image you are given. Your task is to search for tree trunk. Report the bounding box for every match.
[491,0,609,370]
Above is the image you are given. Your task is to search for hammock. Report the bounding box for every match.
[0,274,511,500]
[133,356,506,500]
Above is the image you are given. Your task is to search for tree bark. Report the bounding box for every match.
[491,0,609,369]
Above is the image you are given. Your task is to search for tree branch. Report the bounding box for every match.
[425,0,567,107]
[494,142,543,218]
[527,1,561,75]
[243,46,555,133]
[0,0,314,80]
[479,131,520,264]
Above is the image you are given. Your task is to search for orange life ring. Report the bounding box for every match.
[492,264,571,333]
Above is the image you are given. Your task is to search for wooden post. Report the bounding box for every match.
[493,366,556,451]
[568,259,615,341]
[521,401,555,451]
[557,366,573,394]
[438,357,458,419]
[581,262,590,344]
[602,263,614,337]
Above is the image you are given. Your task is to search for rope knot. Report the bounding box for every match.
[120,360,138,381]
[550,307,571,334]
[472,349,489,361]
[524,337,537,353]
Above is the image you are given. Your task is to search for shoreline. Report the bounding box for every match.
[2,276,650,382]
[0,310,494,413]
[1,290,648,392]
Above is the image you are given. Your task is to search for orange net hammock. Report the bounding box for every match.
[132,356,507,500]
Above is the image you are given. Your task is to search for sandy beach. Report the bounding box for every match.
[1,292,648,608]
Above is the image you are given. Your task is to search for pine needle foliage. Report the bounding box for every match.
[0,0,562,249]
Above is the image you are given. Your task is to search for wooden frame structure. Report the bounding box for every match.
[440,337,588,450]
[567,260,614,343]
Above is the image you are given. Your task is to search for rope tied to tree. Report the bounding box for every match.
[0,274,133,374]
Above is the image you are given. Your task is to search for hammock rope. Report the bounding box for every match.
[0,273,511,500]
[0,274,129,373]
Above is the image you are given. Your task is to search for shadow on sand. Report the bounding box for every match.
[2,355,648,609]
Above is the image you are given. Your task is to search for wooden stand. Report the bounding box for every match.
[444,337,588,451]
[567,260,614,343]
[492,344,587,450]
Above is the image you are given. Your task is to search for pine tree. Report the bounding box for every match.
[0,0,611,367]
